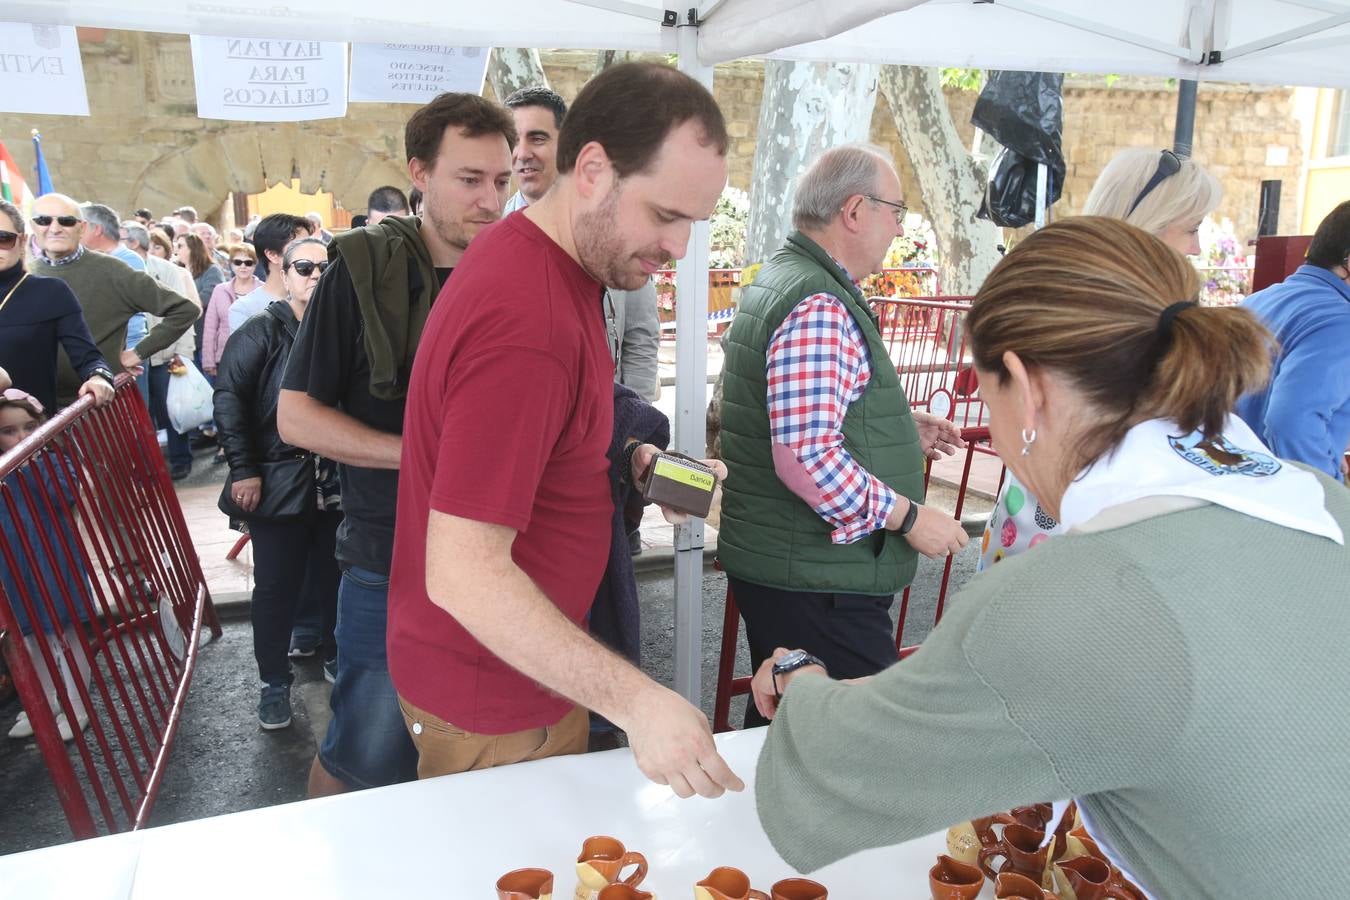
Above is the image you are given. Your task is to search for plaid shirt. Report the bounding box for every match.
[766,291,898,544]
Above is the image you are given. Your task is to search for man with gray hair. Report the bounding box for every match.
[191,221,230,273]
[717,144,968,726]
[81,202,145,273]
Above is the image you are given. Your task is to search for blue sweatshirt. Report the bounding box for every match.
[1236,265,1350,480]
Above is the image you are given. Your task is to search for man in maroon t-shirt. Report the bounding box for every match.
[388,62,743,799]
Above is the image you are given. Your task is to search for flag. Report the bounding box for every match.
[0,138,36,218]
[31,130,53,196]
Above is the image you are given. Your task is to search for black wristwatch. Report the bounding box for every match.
[90,366,116,387]
[897,499,920,536]
[772,650,827,697]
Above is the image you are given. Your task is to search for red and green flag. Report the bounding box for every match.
[0,139,37,217]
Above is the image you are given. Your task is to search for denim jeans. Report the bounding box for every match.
[247,511,340,687]
[317,565,418,789]
[148,364,191,469]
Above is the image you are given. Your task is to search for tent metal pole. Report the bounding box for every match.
[671,13,713,705]
[1220,10,1350,61]
[1174,80,1198,158]
[994,0,1196,60]
[1034,163,1048,230]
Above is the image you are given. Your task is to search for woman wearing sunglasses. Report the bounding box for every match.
[976,148,1224,573]
[201,243,260,379]
[0,199,114,413]
[214,237,341,730]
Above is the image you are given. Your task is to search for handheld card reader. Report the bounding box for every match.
[636,451,718,519]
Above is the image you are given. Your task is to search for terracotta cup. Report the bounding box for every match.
[575,836,649,897]
[1053,856,1140,900]
[597,886,654,900]
[994,872,1056,899]
[928,854,983,900]
[770,878,827,900]
[694,866,770,900]
[978,822,1050,882]
[497,867,554,900]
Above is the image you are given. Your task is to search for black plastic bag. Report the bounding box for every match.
[978,146,1059,229]
[973,71,1066,227]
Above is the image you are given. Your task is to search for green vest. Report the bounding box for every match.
[718,232,924,595]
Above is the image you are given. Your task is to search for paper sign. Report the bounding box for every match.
[349,43,488,104]
[190,35,348,122]
[0,23,90,117]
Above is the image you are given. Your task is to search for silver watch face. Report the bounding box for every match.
[774,649,809,671]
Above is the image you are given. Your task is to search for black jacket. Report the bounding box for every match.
[214,301,312,517]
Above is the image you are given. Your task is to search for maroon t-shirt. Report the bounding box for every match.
[388,213,615,734]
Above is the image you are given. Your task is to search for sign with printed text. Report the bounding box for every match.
[190,35,348,122]
[0,23,89,116]
[349,43,488,104]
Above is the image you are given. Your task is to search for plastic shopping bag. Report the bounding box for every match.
[165,357,214,434]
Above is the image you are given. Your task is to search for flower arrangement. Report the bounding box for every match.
[1197,217,1253,307]
[709,186,750,269]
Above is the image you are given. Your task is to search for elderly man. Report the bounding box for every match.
[304,212,334,244]
[717,144,969,727]
[1238,200,1350,481]
[191,221,230,273]
[28,193,197,408]
[81,203,145,272]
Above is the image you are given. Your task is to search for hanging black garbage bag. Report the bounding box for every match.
[972,71,1066,227]
[979,146,1058,229]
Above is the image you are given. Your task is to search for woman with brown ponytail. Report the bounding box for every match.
[750,218,1350,898]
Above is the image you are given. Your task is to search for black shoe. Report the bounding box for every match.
[190,431,217,450]
[170,463,191,481]
[628,529,642,556]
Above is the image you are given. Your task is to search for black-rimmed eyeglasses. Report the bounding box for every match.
[1127,150,1183,216]
[287,260,329,277]
[32,215,81,228]
[864,195,908,226]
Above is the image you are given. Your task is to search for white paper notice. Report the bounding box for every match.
[349,44,488,104]
[0,23,90,117]
[190,35,348,122]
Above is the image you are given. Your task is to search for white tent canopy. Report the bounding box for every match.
[7,0,1349,703]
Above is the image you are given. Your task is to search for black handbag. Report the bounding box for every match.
[218,454,315,521]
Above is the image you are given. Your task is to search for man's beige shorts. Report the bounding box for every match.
[397,695,590,779]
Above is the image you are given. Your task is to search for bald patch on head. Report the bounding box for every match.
[34,193,81,216]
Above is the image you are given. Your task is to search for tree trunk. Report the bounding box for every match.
[486,48,549,100]
[878,65,1000,297]
[594,49,630,76]
[744,60,879,267]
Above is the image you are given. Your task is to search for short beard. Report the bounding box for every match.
[574,184,644,291]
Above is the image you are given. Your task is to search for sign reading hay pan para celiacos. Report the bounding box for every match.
[190,35,348,122]
[0,23,89,116]
[349,44,488,104]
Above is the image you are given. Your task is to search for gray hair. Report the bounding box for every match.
[792,144,895,232]
[281,236,328,269]
[191,221,218,239]
[80,202,122,240]
[121,220,150,251]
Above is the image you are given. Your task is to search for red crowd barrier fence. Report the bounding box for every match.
[0,377,220,839]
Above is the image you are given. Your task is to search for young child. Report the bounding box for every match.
[0,389,93,741]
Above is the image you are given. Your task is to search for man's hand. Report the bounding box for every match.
[749,647,828,722]
[621,683,744,798]
[630,443,727,525]
[78,377,115,407]
[119,349,144,378]
[887,499,968,558]
[230,476,262,513]
[912,410,965,460]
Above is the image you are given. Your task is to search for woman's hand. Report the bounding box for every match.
[912,410,965,460]
[750,647,827,722]
[630,444,727,524]
[231,476,262,513]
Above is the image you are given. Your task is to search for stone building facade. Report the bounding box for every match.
[0,34,1303,242]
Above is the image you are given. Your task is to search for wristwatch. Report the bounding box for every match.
[90,366,116,387]
[771,649,827,697]
[897,499,920,536]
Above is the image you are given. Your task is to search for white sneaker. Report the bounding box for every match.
[8,712,32,739]
[56,712,89,742]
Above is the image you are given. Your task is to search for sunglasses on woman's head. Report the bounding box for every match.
[0,230,19,250]
[288,260,329,277]
[31,215,81,228]
[231,258,255,267]
[1126,150,1183,216]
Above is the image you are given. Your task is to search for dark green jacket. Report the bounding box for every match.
[330,215,437,401]
[718,231,924,595]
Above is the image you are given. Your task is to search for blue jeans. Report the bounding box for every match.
[148,364,191,469]
[318,566,418,789]
[125,314,150,408]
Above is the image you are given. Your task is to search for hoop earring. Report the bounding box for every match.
[1020,428,1037,457]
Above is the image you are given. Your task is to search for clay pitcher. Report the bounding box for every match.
[945,821,983,866]
[928,855,983,900]
[1053,857,1139,900]
[575,836,648,900]
[770,878,827,900]
[498,868,554,900]
[994,872,1056,899]
[597,886,655,900]
[694,866,769,900]
[978,822,1051,884]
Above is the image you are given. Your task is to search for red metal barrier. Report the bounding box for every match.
[871,296,985,428]
[711,425,1005,732]
[0,377,220,839]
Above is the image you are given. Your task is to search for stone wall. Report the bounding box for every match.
[0,35,1302,243]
